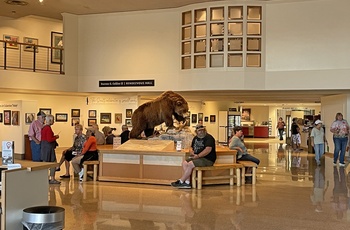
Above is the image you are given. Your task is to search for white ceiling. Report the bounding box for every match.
[0,0,337,106]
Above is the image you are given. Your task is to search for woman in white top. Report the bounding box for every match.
[330,113,349,166]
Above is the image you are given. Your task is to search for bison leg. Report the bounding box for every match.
[144,128,155,137]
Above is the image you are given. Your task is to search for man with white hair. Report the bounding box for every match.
[28,111,46,161]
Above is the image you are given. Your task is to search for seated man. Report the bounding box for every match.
[229,126,260,183]
[91,123,105,145]
[171,125,216,188]
[120,125,130,144]
[57,124,86,178]
[72,128,98,181]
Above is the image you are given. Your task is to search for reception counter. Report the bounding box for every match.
[98,140,237,185]
[242,126,269,138]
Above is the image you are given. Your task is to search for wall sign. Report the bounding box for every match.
[99,80,155,87]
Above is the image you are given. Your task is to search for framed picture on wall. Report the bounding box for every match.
[71,117,80,126]
[88,110,96,118]
[3,34,19,49]
[25,113,35,124]
[11,111,19,125]
[192,114,197,123]
[71,109,80,117]
[0,113,2,123]
[125,119,132,127]
[23,37,39,52]
[4,110,11,125]
[39,108,51,116]
[55,113,68,122]
[88,119,97,127]
[100,113,111,124]
[51,31,63,64]
[126,109,133,118]
[241,108,251,121]
[204,116,208,122]
[210,115,216,122]
[115,113,122,123]
[198,113,203,122]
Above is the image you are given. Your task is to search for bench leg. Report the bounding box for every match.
[241,168,246,185]
[83,165,88,182]
[236,168,241,186]
[252,167,256,185]
[198,170,202,190]
[192,170,197,189]
[93,164,98,181]
[229,168,234,186]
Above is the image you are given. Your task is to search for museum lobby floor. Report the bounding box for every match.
[50,139,350,230]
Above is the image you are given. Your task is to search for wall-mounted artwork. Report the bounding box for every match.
[71,117,80,126]
[210,115,216,122]
[71,109,80,117]
[51,31,63,64]
[88,119,97,127]
[204,116,208,122]
[185,111,191,126]
[3,34,19,49]
[4,110,11,125]
[39,108,51,116]
[25,113,35,124]
[115,113,122,123]
[125,118,132,127]
[198,113,203,122]
[0,113,2,123]
[126,109,133,118]
[23,37,39,52]
[100,113,111,124]
[55,113,68,122]
[88,110,96,118]
[241,108,251,121]
[12,111,19,125]
[192,114,197,123]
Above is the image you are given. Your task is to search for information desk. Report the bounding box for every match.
[98,140,237,185]
[0,160,58,230]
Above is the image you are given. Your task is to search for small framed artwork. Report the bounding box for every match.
[125,119,132,127]
[3,34,19,49]
[12,111,19,125]
[51,31,63,64]
[241,108,251,121]
[4,110,11,125]
[192,114,197,123]
[25,113,35,124]
[88,110,96,118]
[88,119,97,127]
[185,111,191,126]
[126,109,133,118]
[71,117,80,126]
[0,113,2,122]
[39,108,51,116]
[71,109,80,117]
[198,113,204,122]
[115,113,122,123]
[23,37,39,52]
[210,115,216,122]
[100,113,111,124]
[204,116,209,122]
[55,113,68,122]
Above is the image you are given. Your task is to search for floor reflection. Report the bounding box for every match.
[50,140,350,229]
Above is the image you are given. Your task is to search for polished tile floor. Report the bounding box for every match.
[50,139,350,230]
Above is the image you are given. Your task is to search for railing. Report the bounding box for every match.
[0,40,64,74]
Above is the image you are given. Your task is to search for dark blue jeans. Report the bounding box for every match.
[278,129,284,140]
[30,140,41,162]
[333,137,348,164]
[238,154,260,165]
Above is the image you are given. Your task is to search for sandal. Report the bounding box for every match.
[49,180,61,184]
[60,175,70,178]
[55,167,61,172]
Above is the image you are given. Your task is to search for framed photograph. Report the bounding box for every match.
[204,116,209,122]
[100,113,111,124]
[125,118,132,127]
[210,115,216,122]
[51,31,63,64]
[126,109,133,118]
[12,111,19,125]
[23,37,39,52]
[71,117,80,126]
[4,110,11,125]
[39,108,51,116]
[3,35,19,49]
[0,113,2,123]
[115,113,122,123]
[241,108,251,121]
[185,111,190,126]
[191,114,197,123]
[88,119,97,127]
[55,113,68,122]
[88,110,96,118]
[198,113,204,122]
[25,113,35,124]
[71,109,80,117]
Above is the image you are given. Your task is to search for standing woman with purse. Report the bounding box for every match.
[330,112,349,167]
[41,114,60,184]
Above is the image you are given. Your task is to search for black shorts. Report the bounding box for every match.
[64,150,75,161]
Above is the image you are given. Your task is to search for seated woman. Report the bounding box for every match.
[102,126,116,145]
[71,128,98,181]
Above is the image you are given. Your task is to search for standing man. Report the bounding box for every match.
[28,111,45,161]
[311,120,327,166]
[120,125,130,144]
[171,125,216,188]
[291,117,301,151]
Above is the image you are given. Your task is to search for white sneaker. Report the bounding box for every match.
[339,163,346,167]
[79,169,84,181]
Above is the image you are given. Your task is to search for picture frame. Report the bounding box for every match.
[4,110,11,125]
[88,110,96,118]
[88,119,97,127]
[198,113,204,122]
[191,114,197,123]
[241,108,251,121]
[25,113,35,124]
[125,118,132,127]
[185,111,190,126]
[71,117,80,126]
[204,116,209,122]
[12,111,19,125]
[100,113,111,124]
[126,109,133,118]
[71,109,80,117]
[210,115,216,122]
[39,108,51,116]
[23,37,39,52]
[55,113,68,122]
[0,113,2,123]
[3,35,19,49]
[51,31,63,64]
[115,113,122,123]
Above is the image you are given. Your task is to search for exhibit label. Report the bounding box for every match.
[99,80,155,87]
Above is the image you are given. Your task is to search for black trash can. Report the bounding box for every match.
[22,206,65,230]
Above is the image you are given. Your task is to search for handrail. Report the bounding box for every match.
[0,39,64,74]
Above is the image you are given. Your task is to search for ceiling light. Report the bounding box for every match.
[39,0,43,2]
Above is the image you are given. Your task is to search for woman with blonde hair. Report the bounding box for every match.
[41,114,60,184]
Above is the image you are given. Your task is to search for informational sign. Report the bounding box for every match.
[113,137,121,149]
[2,141,14,165]
[176,141,182,151]
[99,80,155,87]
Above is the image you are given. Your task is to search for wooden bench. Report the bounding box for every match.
[191,163,243,189]
[238,161,258,185]
[82,160,99,182]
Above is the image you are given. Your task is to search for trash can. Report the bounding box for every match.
[22,206,65,230]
